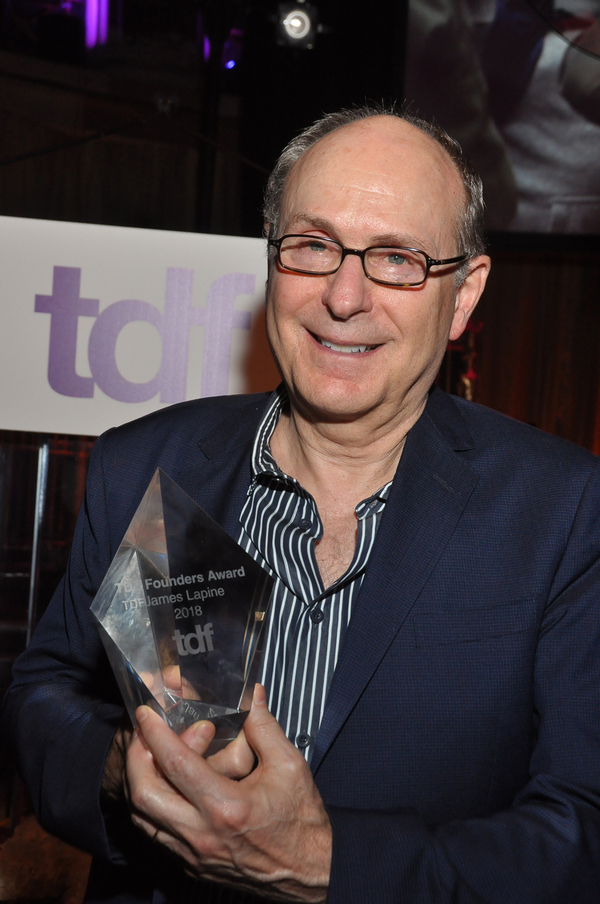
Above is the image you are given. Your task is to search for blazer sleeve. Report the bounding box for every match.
[1,430,135,860]
[325,459,600,903]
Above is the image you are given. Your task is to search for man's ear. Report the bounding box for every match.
[265,223,277,303]
[449,255,491,342]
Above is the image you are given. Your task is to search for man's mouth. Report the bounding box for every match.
[314,335,379,354]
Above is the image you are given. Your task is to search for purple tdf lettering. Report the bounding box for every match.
[35,266,254,402]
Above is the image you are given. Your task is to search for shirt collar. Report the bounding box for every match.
[249,384,392,515]
[250,384,289,482]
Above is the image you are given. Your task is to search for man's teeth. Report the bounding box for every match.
[319,339,375,353]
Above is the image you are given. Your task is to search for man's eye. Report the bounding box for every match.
[307,240,328,253]
[386,252,408,266]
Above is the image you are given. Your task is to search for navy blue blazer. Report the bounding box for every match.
[4,387,600,903]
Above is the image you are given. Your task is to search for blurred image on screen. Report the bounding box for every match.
[404,0,600,234]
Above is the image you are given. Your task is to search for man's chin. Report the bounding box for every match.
[287,381,387,426]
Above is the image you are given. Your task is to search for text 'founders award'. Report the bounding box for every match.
[90,468,273,753]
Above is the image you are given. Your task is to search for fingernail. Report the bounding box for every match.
[253,683,267,706]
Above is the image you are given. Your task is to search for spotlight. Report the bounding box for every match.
[277,1,319,49]
[283,9,310,40]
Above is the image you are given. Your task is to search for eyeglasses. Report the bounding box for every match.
[268,235,468,287]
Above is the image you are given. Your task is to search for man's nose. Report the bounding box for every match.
[321,253,373,318]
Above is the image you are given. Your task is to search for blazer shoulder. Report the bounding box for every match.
[87,392,272,500]
[431,390,598,469]
[96,392,271,453]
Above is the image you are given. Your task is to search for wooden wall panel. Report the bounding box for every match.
[476,249,600,452]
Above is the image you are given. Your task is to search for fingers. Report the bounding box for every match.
[139,670,155,690]
[162,665,183,694]
[207,729,256,779]
[242,685,302,768]
[134,706,227,804]
[128,708,253,872]
[180,719,216,757]
[126,724,201,863]
[180,677,200,700]
[127,714,201,823]
[150,709,255,779]
[127,699,332,897]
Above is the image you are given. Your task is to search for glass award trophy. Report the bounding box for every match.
[91,469,273,754]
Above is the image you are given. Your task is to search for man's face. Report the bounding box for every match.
[266,116,490,428]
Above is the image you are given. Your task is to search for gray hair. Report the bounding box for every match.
[263,104,486,282]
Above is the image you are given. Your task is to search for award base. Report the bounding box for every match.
[165,701,248,751]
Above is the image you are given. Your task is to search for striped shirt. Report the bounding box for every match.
[238,386,392,762]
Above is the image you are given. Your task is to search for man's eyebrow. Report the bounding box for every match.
[284,215,429,250]
[284,214,334,233]
[370,232,427,249]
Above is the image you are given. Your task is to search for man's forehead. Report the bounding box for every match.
[280,116,463,230]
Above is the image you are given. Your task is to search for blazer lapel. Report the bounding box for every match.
[171,395,268,537]
[311,390,480,773]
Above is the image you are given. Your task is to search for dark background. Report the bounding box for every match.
[0,0,406,235]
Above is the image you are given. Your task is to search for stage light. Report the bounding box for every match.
[283,9,310,40]
[277,1,319,49]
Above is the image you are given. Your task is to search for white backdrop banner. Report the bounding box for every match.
[0,216,279,436]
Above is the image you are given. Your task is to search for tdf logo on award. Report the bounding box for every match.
[34,265,256,404]
[173,623,215,656]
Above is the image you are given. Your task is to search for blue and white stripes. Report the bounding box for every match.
[238,388,391,761]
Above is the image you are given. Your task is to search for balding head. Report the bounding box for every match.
[263,105,485,281]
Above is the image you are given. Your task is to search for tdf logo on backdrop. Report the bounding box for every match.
[35,266,256,403]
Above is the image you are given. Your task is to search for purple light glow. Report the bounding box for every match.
[99,0,109,44]
[203,36,211,62]
[225,60,235,69]
[85,0,98,47]
[85,0,109,48]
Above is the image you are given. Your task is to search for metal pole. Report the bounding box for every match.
[26,442,50,645]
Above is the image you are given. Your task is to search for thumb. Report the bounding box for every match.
[242,684,293,763]
[180,719,217,757]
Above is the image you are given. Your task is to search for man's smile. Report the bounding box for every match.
[310,331,381,354]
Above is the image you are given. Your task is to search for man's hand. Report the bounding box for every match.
[125,685,331,902]
[100,670,253,802]
[183,718,257,781]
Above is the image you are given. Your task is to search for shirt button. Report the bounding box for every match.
[296,732,311,749]
[310,608,324,624]
[298,518,312,530]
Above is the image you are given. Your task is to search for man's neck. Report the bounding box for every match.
[270,392,428,509]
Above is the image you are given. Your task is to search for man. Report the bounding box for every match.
[4,107,600,903]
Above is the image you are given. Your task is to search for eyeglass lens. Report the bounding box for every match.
[278,236,427,285]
